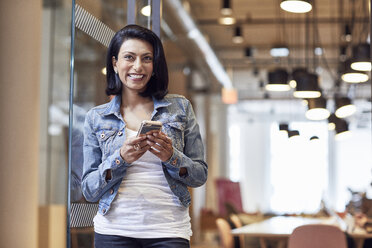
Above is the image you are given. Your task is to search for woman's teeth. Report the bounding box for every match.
[129,74,144,79]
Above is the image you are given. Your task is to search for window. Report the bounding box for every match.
[269,122,328,214]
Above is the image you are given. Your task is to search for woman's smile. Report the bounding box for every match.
[128,73,146,80]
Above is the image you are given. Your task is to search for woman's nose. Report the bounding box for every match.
[133,58,142,71]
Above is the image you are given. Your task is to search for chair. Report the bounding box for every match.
[288,224,348,248]
[216,218,234,248]
[230,214,244,246]
[215,178,243,217]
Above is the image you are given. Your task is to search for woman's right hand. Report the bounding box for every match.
[119,135,149,163]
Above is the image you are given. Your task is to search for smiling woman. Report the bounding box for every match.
[81,24,208,248]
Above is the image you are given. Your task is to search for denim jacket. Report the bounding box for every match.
[81,94,208,215]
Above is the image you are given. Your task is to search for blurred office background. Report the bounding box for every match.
[0,0,371,247]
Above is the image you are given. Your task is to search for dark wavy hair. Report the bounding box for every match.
[105,24,168,99]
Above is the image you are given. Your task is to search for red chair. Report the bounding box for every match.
[215,178,243,217]
[288,224,348,248]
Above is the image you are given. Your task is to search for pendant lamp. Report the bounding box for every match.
[280,0,312,13]
[279,123,289,133]
[288,130,300,138]
[335,118,351,140]
[232,26,244,44]
[335,96,356,118]
[327,113,338,130]
[219,0,235,25]
[351,43,371,71]
[342,24,352,42]
[293,69,321,98]
[341,60,369,83]
[221,0,233,15]
[266,68,290,91]
[305,97,330,120]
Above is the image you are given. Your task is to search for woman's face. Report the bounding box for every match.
[113,38,154,94]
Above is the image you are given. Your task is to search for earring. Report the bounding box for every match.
[114,70,118,74]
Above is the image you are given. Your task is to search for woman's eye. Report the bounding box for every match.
[124,55,134,60]
[143,56,153,62]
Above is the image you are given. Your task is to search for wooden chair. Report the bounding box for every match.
[216,218,234,248]
[230,214,244,246]
[288,224,348,248]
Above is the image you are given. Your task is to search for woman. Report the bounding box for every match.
[82,24,208,248]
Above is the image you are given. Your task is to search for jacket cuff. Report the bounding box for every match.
[164,148,181,168]
[105,149,129,180]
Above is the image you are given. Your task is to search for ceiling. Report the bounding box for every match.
[162,0,371,101]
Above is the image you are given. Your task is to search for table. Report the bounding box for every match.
[231,216,372,248]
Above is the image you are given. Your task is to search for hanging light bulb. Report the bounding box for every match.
[221,0,233,15]
[305,97,330,120]
[351,43,371,71]
[335,96,356,118]
[266,68,290,91]
[232,26,244,44]
[280,0,312,13]
[293,69,322,98]
[342,24,352,42]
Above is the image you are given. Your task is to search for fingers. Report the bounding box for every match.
[120,136,149,163]
[121,131,173,163]
[146,132,173,161]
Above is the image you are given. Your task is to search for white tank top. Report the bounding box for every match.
[93,128,192,240]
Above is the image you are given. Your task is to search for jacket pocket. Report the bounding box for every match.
[96,129,117,157]
[163,121,185,151]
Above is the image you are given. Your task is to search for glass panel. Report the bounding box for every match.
[68,1,161,247]
[39,1,72,248]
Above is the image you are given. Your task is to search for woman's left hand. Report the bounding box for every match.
[145,131,173,162]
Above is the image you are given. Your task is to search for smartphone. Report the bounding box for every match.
[137,120,162,137]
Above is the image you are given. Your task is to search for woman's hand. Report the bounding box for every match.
[145,131,174,162]
[120,135,150,163]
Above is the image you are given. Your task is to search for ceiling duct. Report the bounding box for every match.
[163,0,233,89]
